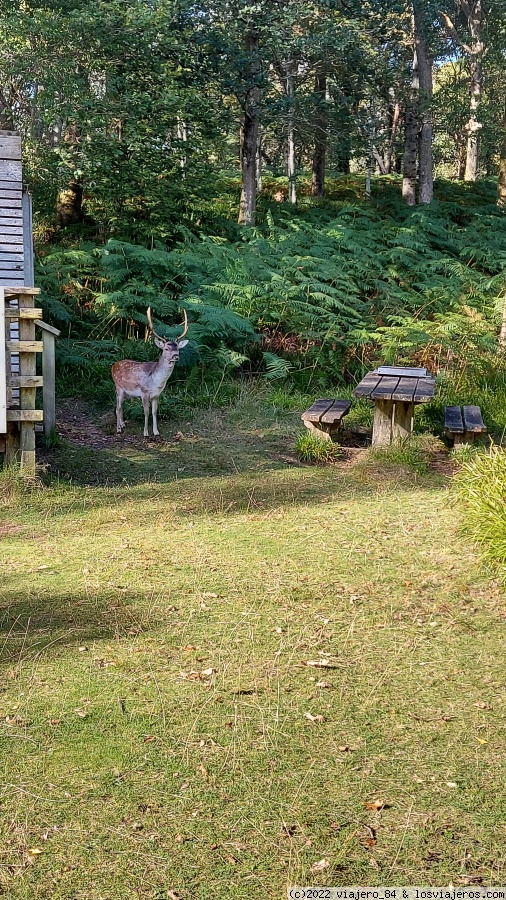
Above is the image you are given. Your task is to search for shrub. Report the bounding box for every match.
[452,447,506,578]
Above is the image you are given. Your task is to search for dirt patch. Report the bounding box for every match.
[52,399,183,451]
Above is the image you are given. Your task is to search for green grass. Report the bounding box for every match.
[1,392,506,897]
[294,431,341,464]
[452,447,506,580]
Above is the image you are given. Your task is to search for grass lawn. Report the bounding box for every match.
[1,389,505,898]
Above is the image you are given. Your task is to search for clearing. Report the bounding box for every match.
[1,391,505,899]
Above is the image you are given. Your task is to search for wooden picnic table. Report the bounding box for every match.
[353,366,435,447]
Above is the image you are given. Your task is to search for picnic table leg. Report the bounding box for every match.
[392,401,414,443]
[372,400,393,447]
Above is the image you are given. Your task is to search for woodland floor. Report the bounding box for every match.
[1,391,504,899]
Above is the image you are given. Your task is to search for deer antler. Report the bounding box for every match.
[146,307,165,342]
[177,309,188,341]
[147,307,188,342]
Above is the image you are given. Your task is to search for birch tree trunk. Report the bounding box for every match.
[415,4,433,204]
[256,128,262,194]
[311,68,326,198]
[286,63,296,204]
[238,30,260,226]
[441,1,484,183]
[402,40,419,206]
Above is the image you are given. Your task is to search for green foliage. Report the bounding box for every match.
[34,179,506,409]
[452,448,506,579]
[295,430,340,464]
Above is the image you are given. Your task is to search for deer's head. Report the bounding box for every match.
[147,307,189,363]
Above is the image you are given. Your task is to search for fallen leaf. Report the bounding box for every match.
[49,718,61,726]
[364,799,386,811]
[36,565,50,570]
[446,781,458,788]
[74,709,87,719]
[311,858,329,873]
[196,764,208,779]
[78,646,89,652]
[476,737,488,744]
[201,667,215,677]
[143,735,155,743]
[28,848,43,855]
[306,659,332,668]
[338,745,350,752]
[167,892,182,900]
[413,775,423,783]
[316,680,331,688]
[474,702,490,709]
[225,854,237,864]
[183,645,196,652]
[369,857,379,869]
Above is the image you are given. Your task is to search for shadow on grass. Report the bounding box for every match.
[9,456,448,528]
[0,587,167,665]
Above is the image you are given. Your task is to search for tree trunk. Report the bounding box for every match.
[497,117,506,207]
[286,64,296,204]
[415,4,433,204]
[384,99,401,174]
[402,42,419,206]
[177,117,187,176]
[238,30,260,226]
[256,128,263,193]
[464,57,482,181]
[311,69,326,198]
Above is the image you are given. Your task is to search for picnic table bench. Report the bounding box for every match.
[353,365,436,448]
[444,405,487,445]
[301,398,351,442]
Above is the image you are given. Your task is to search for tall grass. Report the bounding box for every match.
[452,447,506,578]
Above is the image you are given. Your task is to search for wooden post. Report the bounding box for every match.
[19,293,36,471]
[392,401,414,443]
[0,287,5,435]
[372,399,393,447]
[36,320,60,436]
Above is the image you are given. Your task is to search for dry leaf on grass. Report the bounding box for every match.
[364,799,386,811]
[316,680,331,688]
[305,712,324,723]
[311,858,330,873]
[28,848,43,855]
[306,659,334,668]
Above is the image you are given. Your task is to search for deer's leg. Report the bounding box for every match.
[142,394,150,437]
[151,397,159,436]
[116,388,125,433]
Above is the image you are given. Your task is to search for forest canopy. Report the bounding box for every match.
[2,0,506,401]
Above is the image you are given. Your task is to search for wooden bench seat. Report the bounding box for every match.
[301,399,351,442]
[444,405,487,445]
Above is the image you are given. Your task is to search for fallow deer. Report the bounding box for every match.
[112,308,189,437]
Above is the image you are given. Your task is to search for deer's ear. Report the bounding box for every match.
[153,336,166,349]
[177,339,189,349]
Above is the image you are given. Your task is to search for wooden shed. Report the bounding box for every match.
[0,130,59,473]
